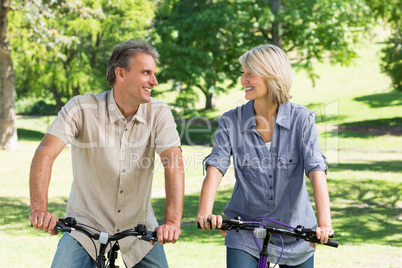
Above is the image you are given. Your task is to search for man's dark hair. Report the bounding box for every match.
[106,40,159,87]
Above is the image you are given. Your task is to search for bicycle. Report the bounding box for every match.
[198,216,338,268]
[54,217,158,268]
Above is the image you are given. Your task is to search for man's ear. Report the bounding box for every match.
[115,67,125,80]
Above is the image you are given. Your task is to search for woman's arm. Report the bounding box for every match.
[197,165,226,236]
[309,170,333,245]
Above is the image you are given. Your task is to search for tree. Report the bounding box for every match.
[252,0,373,82]
[9,0,156,110]
[381,31,402,91]
[365,0,401,91]
[154,0,252,111]
[0,0,17,150]
[154,0,373,110]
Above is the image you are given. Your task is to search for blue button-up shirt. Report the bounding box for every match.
[204,100,328,265]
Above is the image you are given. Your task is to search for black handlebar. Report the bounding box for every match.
[54,217,158,242]
[197,218,339,248]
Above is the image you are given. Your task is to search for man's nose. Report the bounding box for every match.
[151,75,158,86]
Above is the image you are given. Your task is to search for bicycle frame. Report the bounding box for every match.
[258,231,271,268]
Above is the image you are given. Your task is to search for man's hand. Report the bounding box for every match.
[153,224,182,245]
[29,211,58,235]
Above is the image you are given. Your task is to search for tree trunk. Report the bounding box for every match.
[49,86,65,111]
[0,0,18,150]
[205,91,216,110]
[272,0,282,48]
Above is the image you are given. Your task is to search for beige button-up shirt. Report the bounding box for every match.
[47,90,181,267]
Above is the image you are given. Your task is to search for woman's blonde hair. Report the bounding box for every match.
[239,44,293,105]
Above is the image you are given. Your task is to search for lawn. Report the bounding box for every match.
[0,42,401,267]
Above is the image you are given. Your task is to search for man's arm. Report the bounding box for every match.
[154,146,184,245]
[29,134,66,235]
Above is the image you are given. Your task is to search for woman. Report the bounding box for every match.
[197,44,333,268]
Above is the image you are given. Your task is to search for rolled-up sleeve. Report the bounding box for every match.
[301,112,328,178]
[47,96,83,145]
[204,115,233,175]
[154,104,181,155]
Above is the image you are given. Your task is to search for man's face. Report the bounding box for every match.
[121,53,158,104]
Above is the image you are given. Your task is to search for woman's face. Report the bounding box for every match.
[241,68,268,101]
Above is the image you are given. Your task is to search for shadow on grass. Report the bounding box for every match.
[17,128,45,141]
[324,178,402,246]
[325,122,402,138]
[0,196,67,235]
[152,188,232,242]
[340,117,402,128]
[354,90,402,108]
[332,161,402,173]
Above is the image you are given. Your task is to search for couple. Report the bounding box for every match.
[29,40,333,268]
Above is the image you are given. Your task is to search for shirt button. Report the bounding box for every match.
[269,186,273,190]
[122,169,126,173]
[117,210,121,213]
[125,129,128,131]
[269,197,273,200]
[120,190,123,194]
[117,229,120,232]
[269,175,272,178]
[289,159,293,163]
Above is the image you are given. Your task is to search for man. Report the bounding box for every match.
[29,40,184,268]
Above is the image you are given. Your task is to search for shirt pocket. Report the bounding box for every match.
[235,153,261,180]
[278,151,300,180]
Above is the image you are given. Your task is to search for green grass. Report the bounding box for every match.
[1,42,401,267]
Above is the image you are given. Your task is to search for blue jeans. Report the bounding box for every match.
[51,233,169,268]
[227,247,314,268]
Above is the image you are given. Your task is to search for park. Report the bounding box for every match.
[0,1,401,267]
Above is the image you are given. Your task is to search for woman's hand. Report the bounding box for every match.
[197,214,226,236]
[310,226,334,248]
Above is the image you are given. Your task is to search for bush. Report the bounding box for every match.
[381,30,402,91]
[16,98,58,115]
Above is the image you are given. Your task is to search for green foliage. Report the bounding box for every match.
[364,0,402,91]
[251,0,374,83]
[15,98,58,115]
[9,0,156,109]
[154,0,250,110]
[380,30,402,91]
[154,0,374,111]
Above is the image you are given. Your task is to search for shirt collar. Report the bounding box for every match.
[106,89,147,124]
[241,100,291,132]
[276,101,291,129]
[107,89,124,123]
[241,100,256,132]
